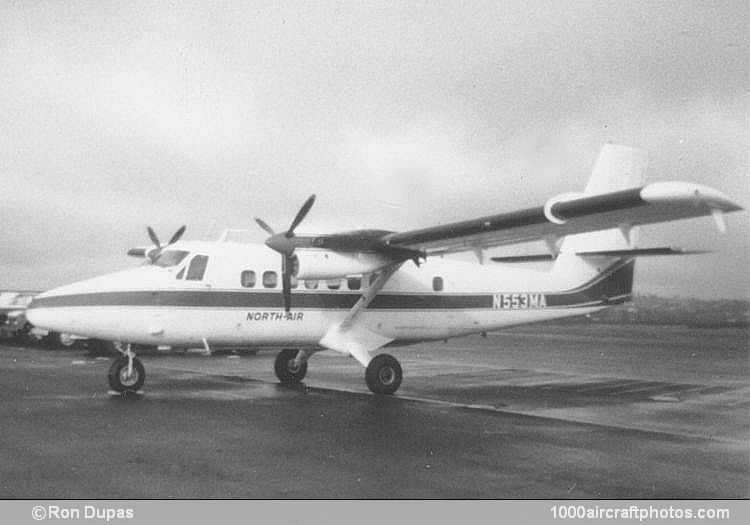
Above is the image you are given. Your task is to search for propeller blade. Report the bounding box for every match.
[147,226,160,247]
[286,194,316,238]
[254,217,276,235]
[281,255,293,312]
[168,225,186,245]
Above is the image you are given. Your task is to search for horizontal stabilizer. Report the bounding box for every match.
[491,247,707,263]
[490,254,555,263]
[576,247,708,257]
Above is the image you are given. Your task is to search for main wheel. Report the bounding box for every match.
[108,356,145,393]
[365,354,402,395]
[274,349,307,384]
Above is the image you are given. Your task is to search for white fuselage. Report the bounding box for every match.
[26,241,621,348]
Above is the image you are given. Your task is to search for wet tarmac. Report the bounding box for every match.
[0,324,747,498]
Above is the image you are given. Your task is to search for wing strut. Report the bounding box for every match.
[340,263,403,330]
[319,262,404,366]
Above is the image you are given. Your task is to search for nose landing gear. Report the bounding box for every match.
[108,343,145,393]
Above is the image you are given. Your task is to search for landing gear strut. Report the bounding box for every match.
[108,343,145,393]
[274,348,308,384]
[365,354,402,395]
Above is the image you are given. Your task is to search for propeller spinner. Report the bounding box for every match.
[254,194,315,312]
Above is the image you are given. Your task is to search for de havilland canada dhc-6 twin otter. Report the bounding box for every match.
[26,145,742,395]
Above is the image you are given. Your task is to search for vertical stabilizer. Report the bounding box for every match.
[552,145,646,288]
[583,144,647,196]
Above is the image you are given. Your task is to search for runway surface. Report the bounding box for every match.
[0,324,747,498]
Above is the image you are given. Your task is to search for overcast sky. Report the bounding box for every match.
[1,1,748,298]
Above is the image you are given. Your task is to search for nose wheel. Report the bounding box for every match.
[108,344,145,393]
[365,354,402,395]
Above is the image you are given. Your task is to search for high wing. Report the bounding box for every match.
[254,145,743,313]
[381,182,742,256]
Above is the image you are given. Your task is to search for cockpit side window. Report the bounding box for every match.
[153,250,189,268]
[186,255,209,280]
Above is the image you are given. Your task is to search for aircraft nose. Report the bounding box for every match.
[25,285,67,329]
[25,295,52,329]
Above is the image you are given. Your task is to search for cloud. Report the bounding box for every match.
[0,1,747,297]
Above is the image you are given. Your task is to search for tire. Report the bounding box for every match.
[274,349,307,384]
[108,356,145,393]
[365,354,402,395]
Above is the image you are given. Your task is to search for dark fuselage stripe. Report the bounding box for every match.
[28,261,634,311]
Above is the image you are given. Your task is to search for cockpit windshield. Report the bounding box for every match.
[152,250,189,268]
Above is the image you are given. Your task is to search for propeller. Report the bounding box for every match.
[254,194,315,312]
[145,225,186,262]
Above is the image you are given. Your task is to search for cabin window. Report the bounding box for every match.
[241,270,256,288]
[347,277,362,290]
[186,255,209,280]
[175,267,185,280]
[326,279,341,290]
[304,280,318,290]
[263,271,278,288]
[432,276,444,292]
[290,274,299,289]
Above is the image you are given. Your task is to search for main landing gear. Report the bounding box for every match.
[108,343,145,393]
[273,349,403,395]
[274,348,308,385]
[365,354,402,395]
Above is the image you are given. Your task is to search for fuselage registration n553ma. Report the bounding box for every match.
[26,145,742,395]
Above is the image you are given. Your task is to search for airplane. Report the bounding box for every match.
[25,145,743,395]
[0,290,41,341]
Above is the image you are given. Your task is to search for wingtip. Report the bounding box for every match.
[640,182,744,213]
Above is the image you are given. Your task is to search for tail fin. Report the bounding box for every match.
[552,145,647,290]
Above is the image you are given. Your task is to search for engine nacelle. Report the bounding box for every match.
[293,249,394,280]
